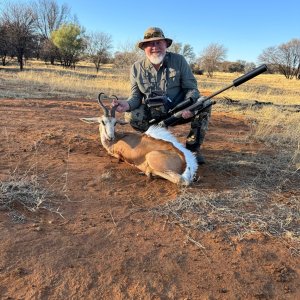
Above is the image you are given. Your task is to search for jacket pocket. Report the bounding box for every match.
[168,69,180,88]
[138,78,151,94]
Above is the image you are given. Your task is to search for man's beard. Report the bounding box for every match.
[148,53,165,65]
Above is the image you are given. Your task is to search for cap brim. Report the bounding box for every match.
[138,38,173,49]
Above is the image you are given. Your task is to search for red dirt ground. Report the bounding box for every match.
[0,98,299,299]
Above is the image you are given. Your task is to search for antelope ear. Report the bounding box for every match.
[80,117,101,124]
[116,119,128,125]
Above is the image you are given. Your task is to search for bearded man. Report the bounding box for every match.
[112,27,211,164]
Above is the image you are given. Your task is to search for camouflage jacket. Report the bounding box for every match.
[127,52,200,110]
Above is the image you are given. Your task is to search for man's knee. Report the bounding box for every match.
[125,105,150,132]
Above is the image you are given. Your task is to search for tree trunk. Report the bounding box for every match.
[18,55,24,71]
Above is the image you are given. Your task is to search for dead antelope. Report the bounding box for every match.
[80,93,198,185]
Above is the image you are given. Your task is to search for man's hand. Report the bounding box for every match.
[181,110,194,119]
[111,99,130,112]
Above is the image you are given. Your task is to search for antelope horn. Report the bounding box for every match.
[110,95,119,118]
[97,93,109,117]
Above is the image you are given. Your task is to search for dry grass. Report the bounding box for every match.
[0,173,61,223]
[153,188,299,239]
[250,108,300,147]
[198,72,300,105]
[0,126,66,222]
[0,146,66,222]
[0,60,130,99]
[159,99,299,243]
[214,104,300,151]
[153,149,300,248]
[0,60,299,242]
[153,109,299,246]
[1,60,300,105]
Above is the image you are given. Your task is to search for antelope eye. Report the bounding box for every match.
[101,120,105,126]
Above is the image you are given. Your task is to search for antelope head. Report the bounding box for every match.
[80,93,127,142]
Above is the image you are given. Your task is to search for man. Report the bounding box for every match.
[112,27,211,164]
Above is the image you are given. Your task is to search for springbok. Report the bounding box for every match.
[80,93,198,185]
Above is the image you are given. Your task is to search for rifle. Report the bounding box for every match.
[150,64,268,127]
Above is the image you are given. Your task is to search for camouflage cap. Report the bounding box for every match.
[137,27,173,49]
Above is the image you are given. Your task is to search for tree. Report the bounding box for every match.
[39,38,61,64]
[199,43,227,77]
[114,51,140,70]
[244,62,256,73]
[258,39,300,79]
[51,23,86,68]
[33,0,70,39]
[182,44,196,63]
[168,42,181,54]
[168,42,195,64]
[219,60,256,73]
[33,0,71,64]
[228,61,245,73]
[113,42,142,70]
[86,31,112,72]
[0,21,13,66]
[0,3,37,70]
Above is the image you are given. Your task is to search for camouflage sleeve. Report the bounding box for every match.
[180,56,201,103]
[126,64,144,111]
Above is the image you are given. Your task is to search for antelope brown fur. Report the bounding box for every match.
[80,93,198,185]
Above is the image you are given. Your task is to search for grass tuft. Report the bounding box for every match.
[0,173,63,223]
[153,144,300,248]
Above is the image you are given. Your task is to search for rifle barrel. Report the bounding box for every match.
[233,64,268,87]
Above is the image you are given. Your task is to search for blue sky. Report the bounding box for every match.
[55,0,298,63]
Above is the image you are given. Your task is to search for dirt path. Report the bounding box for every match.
[0,98,299,299]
